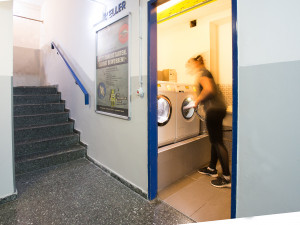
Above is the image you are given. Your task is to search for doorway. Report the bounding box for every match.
[147,0,238,221]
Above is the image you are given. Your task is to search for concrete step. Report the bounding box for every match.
[13,86,57,95]
[13,85,87,175]
[13,94,61,105]
[14,122,74,143]
[14,102,65,116]
[14,111,69,129]
[15,144,86,175]
[15,134,80,159]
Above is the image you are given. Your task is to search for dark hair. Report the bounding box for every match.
[194,55,204,65]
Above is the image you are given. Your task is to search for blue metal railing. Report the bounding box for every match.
[51,42,89,105]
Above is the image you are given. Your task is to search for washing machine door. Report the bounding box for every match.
[157,95,172,126]
[181,97,195,120]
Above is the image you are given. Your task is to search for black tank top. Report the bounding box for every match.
[196,68,226,112]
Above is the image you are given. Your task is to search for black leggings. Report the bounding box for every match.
[205,107,230,176]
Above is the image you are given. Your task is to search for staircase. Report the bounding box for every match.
[14,86,87,175]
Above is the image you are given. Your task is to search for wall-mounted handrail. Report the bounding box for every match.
[13,15,44,23]
[51,42,89,105]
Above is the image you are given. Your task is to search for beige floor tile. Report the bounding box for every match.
[186,170,202,180]
[158,175,196,200]
[160,173,231,222]
[190,189,231,222]
[163,176,217,216]
[158,136,233,222]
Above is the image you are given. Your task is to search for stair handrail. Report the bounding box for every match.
[51,42,89,105]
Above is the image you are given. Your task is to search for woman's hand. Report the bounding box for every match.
[183,101,195,110]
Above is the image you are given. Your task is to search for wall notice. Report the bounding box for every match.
[96,15,129,119]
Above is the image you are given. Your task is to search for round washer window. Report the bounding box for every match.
[157,95,172,126]
[181,97,195,120]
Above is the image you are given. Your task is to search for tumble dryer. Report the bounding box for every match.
[157,81,177,147]
[175,83,200,142]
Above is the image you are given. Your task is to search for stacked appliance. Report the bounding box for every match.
[157,81,177,147]
[175,83,200,142]
[157,81,200,147]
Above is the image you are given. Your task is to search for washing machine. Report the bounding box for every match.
[175,83,200,142]
[157,81,177,147]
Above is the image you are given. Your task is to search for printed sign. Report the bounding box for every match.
[104,1,126,20]
[96,15,130,119]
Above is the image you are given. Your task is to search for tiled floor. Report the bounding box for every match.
[158,167,231,223]
[0,159,194,225]
[158,128,232,223]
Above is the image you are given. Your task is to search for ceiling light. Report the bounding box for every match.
[157,0,185,13]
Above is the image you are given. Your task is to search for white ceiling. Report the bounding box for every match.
[14,0,45,7]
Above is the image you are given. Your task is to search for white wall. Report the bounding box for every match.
[13,1,42,86]
[0,1,13,76]
[0,0,16,200]
[238,0,300,67]
[237,0,300,217]
[216,20,232,84]
[13,1,41,49]
[157,0,231,84]
[40,0,149,193]
[209,16,232,85]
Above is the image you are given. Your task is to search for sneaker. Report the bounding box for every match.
[198,167,218,177]
[211,176,231,188]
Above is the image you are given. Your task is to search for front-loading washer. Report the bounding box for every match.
[157,81,177,147]
[175,83,200,142]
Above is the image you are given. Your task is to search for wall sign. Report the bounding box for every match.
[104,1,126,20]
[96,15,130,119]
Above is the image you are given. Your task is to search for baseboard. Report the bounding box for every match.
[86,156,148,200]
[0,191,18,205]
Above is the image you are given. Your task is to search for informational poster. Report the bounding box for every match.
[96,15,130,119]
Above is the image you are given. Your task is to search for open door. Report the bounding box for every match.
[147,0,238,220]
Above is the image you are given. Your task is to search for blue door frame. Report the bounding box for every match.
[147,0,159,201]
[147,0,238,218]
[231,0,238,218]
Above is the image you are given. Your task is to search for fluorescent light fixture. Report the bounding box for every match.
[157,0,185,13]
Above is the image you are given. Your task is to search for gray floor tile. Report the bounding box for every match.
[0,159,194,225]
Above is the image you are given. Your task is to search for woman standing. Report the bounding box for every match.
[186,55,231,188]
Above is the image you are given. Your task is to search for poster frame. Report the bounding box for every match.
[95,13,131,120]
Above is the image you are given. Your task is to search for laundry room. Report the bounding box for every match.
[156,0,233,222]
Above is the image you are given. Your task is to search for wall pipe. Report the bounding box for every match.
[138,0,144,97]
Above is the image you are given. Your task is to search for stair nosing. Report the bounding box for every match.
[14,121,73,132]
[13,86,57,90]
[14,86,57,87]
[14,102,65,107]
[15,133,79,146]
[14,111,69,118]
[14,94,60,97]
[16,145,86,163]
